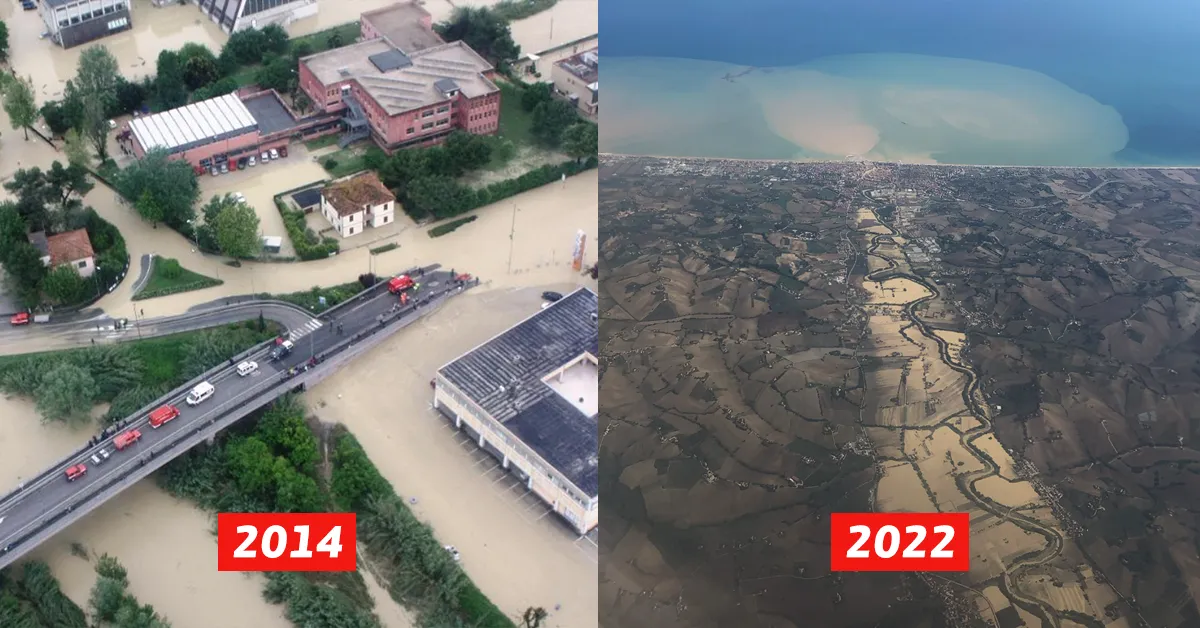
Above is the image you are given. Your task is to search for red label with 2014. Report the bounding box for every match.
[217,513,356,572]
[829,513,970,572]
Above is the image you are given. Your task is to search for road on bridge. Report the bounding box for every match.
[0,266,468,565]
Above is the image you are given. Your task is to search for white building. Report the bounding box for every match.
[434,288,599,535]
[41,0,132,49]
[29,229,96,278]
[193,0,318,33]
[319,171,397,239]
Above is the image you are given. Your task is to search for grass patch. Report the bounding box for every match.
[265,281,364,314]
[369,242,399,255]
[497,81,536,148]
[290,21,361,54]
[428,215,477,238]
[304,133,340,150]
[133,257,223,301]
[492,0,558,21]
[321,146,381,178]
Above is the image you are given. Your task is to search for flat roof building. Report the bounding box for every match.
[298,2,502,152]
[551,48,598,117]
[41,0,132,49]
[193,0,318,34]
[434,288,599,535]
[126,91,323,171]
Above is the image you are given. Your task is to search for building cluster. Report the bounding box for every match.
[550,48,598,117]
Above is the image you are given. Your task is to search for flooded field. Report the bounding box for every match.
[304,286,598,628]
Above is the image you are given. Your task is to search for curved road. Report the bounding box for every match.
[860,224,1065,627]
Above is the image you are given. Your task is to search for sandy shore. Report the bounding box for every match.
[600,152,1200,170]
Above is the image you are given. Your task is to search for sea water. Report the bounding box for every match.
[601,0,1200,165]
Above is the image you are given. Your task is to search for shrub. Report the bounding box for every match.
[158,257,183,279]
[428,215,477,237]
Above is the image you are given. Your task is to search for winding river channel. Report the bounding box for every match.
[857,209,1067,628]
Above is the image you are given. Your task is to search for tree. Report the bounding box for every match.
[0,21,9,63]
[64,129,92,169]
[520,82,553,112]
[183,55,219,91]
[561,121,598,161]
[41,264,88,304]
[70,46,122,161]
[35,362,98,424]
[40,100,77,137]
[89,577,127,623]
[435,7,521,66]
[114,79,147,115]
[261,24,289,55]
[274,466,322,513]
[3,243,48,306]
[531,99,578,146]
[522,607,549,628]
[254,55,296,93]
[114,148,200,229]
[3,74,37,140]
[0,201,25,249]
[135,190,164,225]
[213,201,261,258]
[226,436,276,498]
[45,161,94,208]
[442,131,492,174]
[326,31,344,49]
[190,76,239,102]
[221,28,267,66]
[152,50,189,110]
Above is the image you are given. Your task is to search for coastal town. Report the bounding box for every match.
[600,154,1200,628]
[0,1,597,627]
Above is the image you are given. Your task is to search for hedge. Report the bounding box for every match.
[411,157,597,220]
[277,199,340,261]
[132,278,224,301]
[428,215,477,238]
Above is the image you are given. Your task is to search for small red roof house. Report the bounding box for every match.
[29,229,96,278]
[320,171,398,239]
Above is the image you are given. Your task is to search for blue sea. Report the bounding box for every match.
[600,0,1200,165]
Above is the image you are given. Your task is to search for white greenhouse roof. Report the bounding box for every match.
[129,93,259,154]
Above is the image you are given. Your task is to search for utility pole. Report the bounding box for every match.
[507,202,517,274]
[132,306,142,340]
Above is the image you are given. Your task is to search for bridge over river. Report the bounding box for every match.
[0,264,477,570]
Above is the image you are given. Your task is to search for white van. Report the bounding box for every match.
[236,360,258,377]
[186,381,215,406]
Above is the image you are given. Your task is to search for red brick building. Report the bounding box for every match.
[298,1,501,152]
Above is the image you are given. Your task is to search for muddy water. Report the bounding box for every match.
[306,287,599,628]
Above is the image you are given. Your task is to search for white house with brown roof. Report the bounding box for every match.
[29,229,96,278]
[320,171,397,239]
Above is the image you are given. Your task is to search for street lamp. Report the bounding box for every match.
[185,219,197,253]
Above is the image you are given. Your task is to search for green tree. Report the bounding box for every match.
[213,201,261,258]
[221,28,267,66]
[261,24,289,55]
[63,129,92,169]
[190,76,239,102]
[435,7,521,66]
[135,190,164,225]
[115,78,147,115]
[3,74,37,140]
[274,466,322,513]
[3,242,47,306]
[182,55,219,91]
[443,131,492,174]
[561,121,598,161]
[407,175,475,219]
[258,398,320,474]
[254,55,296,93]
[0,21,9,63]
[35,362,98,424]
[531,99,578,146]
[226,436,276,498]
[520,82,553,112]
[89,577,127,622]
[153,50,189,110]
[45,161,94,209]
[0,201,26,248]
[40,99,77,137]
[114,148,200,230]
[41,264,88,304]
[69,46,122,161]
[326,31,344,49]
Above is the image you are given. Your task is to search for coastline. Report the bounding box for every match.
[599,152,1200,171]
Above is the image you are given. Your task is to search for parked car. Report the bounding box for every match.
[210,167,219,176]
[542,291,564,302]
[9,312,30,326]
[237,157,248,169]
[248,156,257,167]
[233,192,246,204]
[261,151,270,162]
[278,146,288,158]
[220,162,229,174]
[269,148,279,160]
[236,360,258,377]
[21,2,36,11]
[269,339,295,361]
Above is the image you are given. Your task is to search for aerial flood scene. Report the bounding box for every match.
[0,0,598,625]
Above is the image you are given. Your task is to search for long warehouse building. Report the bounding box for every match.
[127,91,336,172]
[433,287,599,535]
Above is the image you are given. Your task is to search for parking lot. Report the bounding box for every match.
[434,411,599,565]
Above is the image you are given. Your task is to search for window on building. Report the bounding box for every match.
[436,119,448,126]
[422,110,434,118]
[77,260,87,269]
[421,122,433,130]
[436,105,449,114]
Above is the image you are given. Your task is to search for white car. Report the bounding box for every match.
[248,156,257,167]
[236,360,258,377]
[186,381,215,406]
[261,151,270,162]
[443,545,461,562]
[269,148,279,160]
[233,192,247,204]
